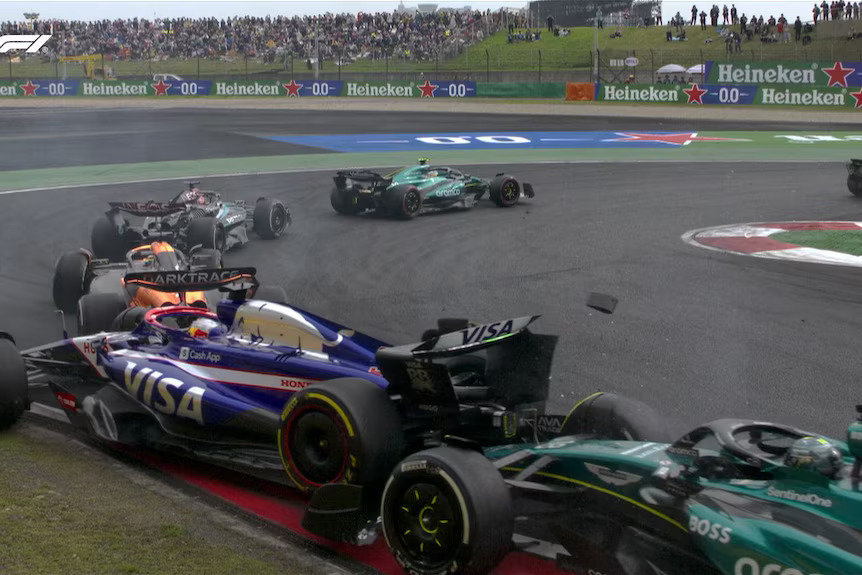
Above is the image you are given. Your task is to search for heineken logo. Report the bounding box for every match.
[82,82,147,96]
[0,85,16,96]
[603,85,679,102]
[215,82,280,96]
[761,88,845,106]
[346,82,413,97]
[716,64,816,84]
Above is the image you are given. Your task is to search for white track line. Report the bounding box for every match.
[0,159,833,196]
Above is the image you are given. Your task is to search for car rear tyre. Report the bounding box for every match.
[278,378,405,493]
[91,216,129,262]
[560,392,673,442]
[330,187,361,215]
[386,185,422,219]
[489,176,521,208]
[382,447,513,575]
[848,175,862,197]
[77,293,128,336]
[52,251,91,314]
[254,198,290,239]
[0,337,28,431]
[187,217,225,252]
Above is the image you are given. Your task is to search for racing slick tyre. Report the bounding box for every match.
[385,185,422,220]
[278,378,405,494]
[110,306,148,332]
[381,447,513,575]
[252,285,289,305]
[52,251,91,314]
[0,335,28,431]
[848,175,862,197]
[560,392,673,443]
[186,217,226,253]
[91,216,131,262]
[253,198,290,239]
[489,176,521,208]
[77,293,128,336]
[330,187,361,215]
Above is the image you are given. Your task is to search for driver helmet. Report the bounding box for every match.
[180,188,207,205]
[188,317,226,339]
[784,436,844,477]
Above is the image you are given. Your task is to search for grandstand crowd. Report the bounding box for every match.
[0,9,514,63]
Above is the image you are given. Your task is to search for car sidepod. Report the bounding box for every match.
[688,489,862,575]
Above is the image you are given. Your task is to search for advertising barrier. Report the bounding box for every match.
[0,79,476,98]
[475,82,565,98]
[597,82,862,108]
[0,79,79,96]
[340,80,476,97]
[597,83,758,105]
[1,76,860,109]
[705,61,862,87]
[565,83,596,101]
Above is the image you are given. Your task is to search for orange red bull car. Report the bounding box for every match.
[52,241,223,335]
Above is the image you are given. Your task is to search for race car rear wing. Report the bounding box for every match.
[123,267,258,297]
[108,201,186,218]
[375,315,556,421]
[333,169,391,189]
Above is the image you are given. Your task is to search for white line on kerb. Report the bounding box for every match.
[0,158,833,197]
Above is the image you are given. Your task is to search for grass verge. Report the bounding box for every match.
[771,230,862,255]
[0,419,344,575]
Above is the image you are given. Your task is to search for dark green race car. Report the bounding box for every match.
[330,159,535,219]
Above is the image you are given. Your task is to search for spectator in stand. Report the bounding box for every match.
[813,3,821,23]
[546,15,553,32]
[723,4,730,24]
[731,4,738,24]
[691,4,698,25]
[822,0,830,20]
[795,16,803,39]
[2,7,508,66]
[700,10,707,28]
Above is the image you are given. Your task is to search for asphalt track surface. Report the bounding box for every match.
[1,107,861,444]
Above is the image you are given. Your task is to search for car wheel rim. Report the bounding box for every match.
[271,207,285,232]
[502,181,518,202]
[391,481,459,569]
[285,407,348,487]
[405,191,421,214]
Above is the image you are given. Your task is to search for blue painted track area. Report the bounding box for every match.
[261,131,742,152]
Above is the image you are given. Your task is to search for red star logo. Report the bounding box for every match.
[418,80,438,98]
[151,79,171,96]
[19,80,39,96]
[683,84,708,104]
[822,62,854,87]
[852,88,862,109]
[284,80,303,96]
[607,132,747,146]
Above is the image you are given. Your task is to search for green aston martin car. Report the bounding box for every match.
[330,159,535,219]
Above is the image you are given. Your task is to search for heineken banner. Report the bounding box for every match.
[705,61,862,87]
[0,79,476,97]
[341,80,476,97]
[0,79,79,96]
[756,85,862,107]
[598,83,757,105]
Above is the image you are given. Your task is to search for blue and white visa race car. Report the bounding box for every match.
[0,267,558,496]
